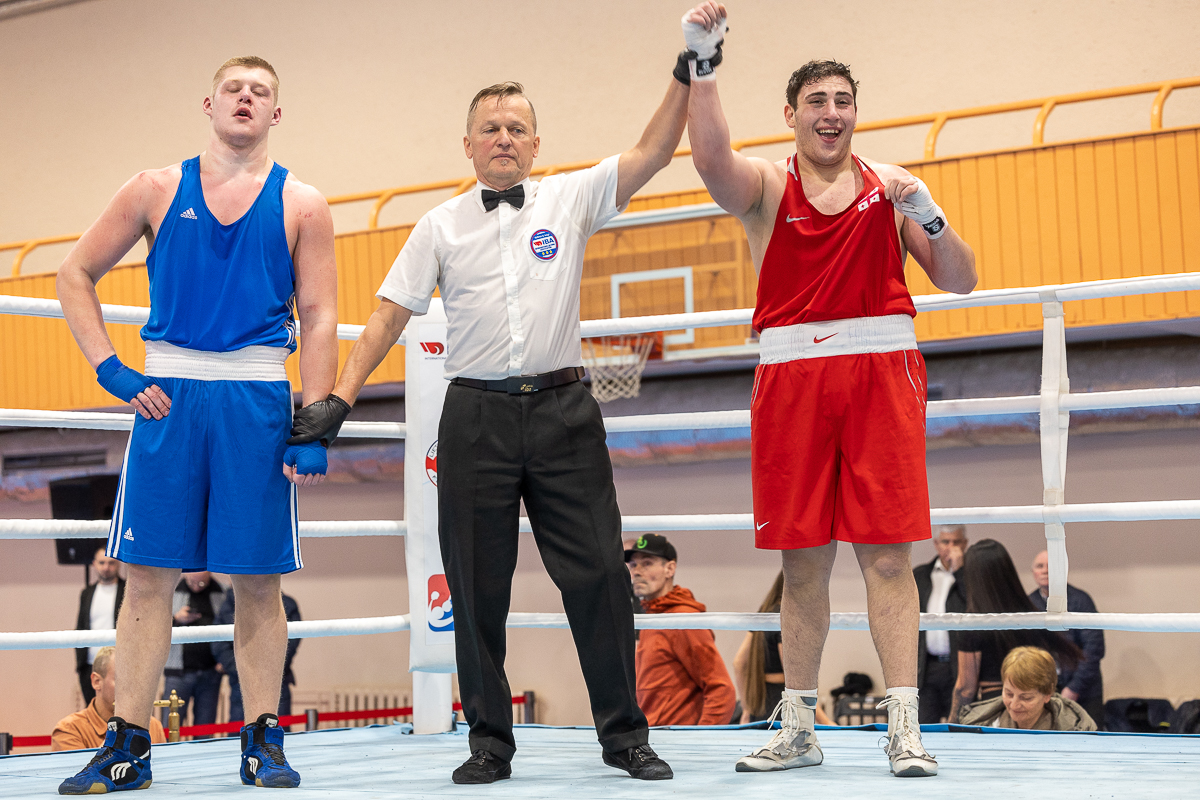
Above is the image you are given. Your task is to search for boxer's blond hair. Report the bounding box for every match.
[212,56,280,104]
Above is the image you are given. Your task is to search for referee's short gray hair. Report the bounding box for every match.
[466,81,537,134]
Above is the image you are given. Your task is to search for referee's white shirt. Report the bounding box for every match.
[377,155,627,380]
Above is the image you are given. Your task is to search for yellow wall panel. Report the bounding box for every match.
[4,129,1200,411]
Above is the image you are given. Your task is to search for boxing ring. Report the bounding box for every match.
[2,272,1200,797]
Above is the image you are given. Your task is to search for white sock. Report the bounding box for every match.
[784,688,818,707]
[886,687,918,697]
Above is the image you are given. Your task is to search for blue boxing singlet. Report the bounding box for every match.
[141,156,297,353]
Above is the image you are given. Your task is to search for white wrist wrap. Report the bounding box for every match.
[896,178,948,240]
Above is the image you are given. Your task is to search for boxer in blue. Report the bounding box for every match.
[55,56,338,792]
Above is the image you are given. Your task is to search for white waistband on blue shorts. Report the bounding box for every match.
[144,340,290,382]
[758,314,917,364]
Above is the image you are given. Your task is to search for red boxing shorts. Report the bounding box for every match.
[750,315,931,550]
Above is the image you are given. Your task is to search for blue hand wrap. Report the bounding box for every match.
[284,441,328,476]
[95,354,155,403]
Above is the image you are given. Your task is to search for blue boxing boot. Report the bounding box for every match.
[58,717,152,794]
[240,713,301,788]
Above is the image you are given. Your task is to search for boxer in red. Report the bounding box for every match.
[682,7,976,778]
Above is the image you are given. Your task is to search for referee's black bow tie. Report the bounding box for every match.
[481,185,525,211]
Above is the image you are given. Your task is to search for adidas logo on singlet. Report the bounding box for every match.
[180,207,198,220]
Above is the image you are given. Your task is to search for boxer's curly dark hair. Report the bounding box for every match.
[786,60,859,108]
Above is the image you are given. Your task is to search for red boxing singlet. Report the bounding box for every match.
[753,154,914,332]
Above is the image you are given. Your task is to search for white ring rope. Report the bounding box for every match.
[3,382,1198,438]
[3,272,1199,339]
[4,500,1199,540]
[7,611,1200,652]
[0,616,412,651]
[0,409,404,439]
[0,519,406,539]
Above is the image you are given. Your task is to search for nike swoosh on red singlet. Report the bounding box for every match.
[813,334,838,344]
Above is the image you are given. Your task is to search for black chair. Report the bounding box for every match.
[1168,700,1200,734]
[1104,698,1174,733]
[833,694,889,727]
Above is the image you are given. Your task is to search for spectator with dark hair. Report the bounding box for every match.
[732,572,832,725]
[1028,550,1105,727]
[212,588,302,722]
[626,534,736,726]
[74,547,124,704]
[949,540,1081,723]
[958,646,1096,731]
[162,571,225,735]
[53,647,167,751]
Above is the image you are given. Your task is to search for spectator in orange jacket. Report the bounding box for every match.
[52,647,167,751]
[626,534,736,726]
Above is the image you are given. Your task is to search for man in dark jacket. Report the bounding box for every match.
[74,547,124,704]
[1028,550,1105,727]
[913,525,968,723]
[162,571,225,735]
[212,589,302,722]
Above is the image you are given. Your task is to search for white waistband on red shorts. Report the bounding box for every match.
[144,340,290,381]
[758,314,917,363]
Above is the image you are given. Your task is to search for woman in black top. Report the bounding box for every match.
[733,572,833,724]
[949,539,1080,722]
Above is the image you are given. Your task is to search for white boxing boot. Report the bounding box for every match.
[878,692,937,777]
[735,691,823,772]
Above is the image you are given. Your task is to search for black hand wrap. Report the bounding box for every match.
[672,42,724,86]
[287,393,352,448]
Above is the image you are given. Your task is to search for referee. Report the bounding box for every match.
[289,3,730,784]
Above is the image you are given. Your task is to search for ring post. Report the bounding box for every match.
[1039,293,1071,616]
[403,299,457,732]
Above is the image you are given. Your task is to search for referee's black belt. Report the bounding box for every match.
[451,366,585,394]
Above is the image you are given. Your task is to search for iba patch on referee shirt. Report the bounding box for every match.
[530,229,558,261]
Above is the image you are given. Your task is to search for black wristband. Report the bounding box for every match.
[921,216,947,238]
[673,50,693,85]
[672,43,723,86]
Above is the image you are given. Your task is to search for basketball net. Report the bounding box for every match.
[581,333,660,403]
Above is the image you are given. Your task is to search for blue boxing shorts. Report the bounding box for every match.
[106,342,302,574]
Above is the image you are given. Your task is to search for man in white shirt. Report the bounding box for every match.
[913,525,968,723]
[75,547,125,704]
[288,3,730,783]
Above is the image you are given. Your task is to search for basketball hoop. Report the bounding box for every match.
[581,332,663,403]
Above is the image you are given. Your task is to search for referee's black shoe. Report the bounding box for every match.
[452,750,511,784]
[602,744,674,780]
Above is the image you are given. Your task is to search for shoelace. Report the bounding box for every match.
[464,749,491,766]
[875,696,933,758]
[80,746,116,772]
[259,742,289,767]
[630,745,657,764]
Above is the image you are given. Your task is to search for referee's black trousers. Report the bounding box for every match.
[437,380,648,761]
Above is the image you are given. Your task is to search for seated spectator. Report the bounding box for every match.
[626,534,736,725]
[52,646,167,751]
[163,571,225,735]
[212,588,302,722]
[1028,550,1106,727]
[958,646,1097,731]
[732,571,833,725]
[949,539,1081,722]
